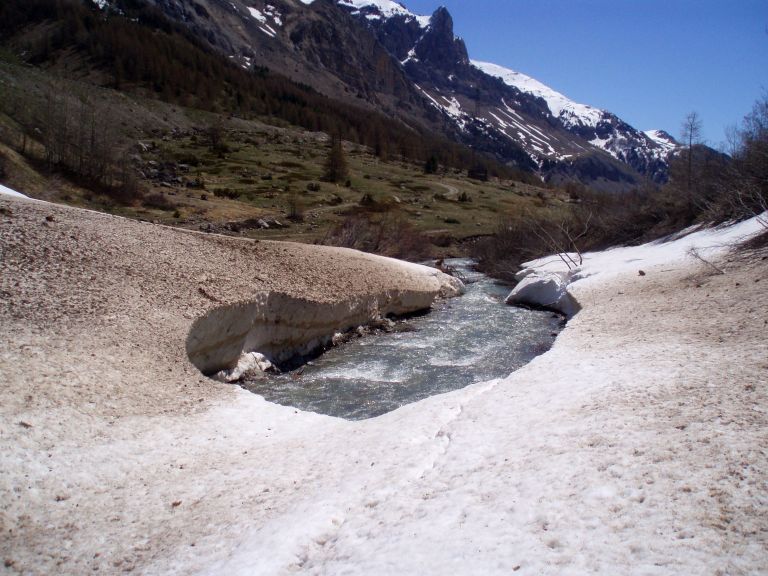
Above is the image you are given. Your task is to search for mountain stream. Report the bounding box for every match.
[242,259,563,420]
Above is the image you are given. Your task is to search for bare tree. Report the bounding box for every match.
[722,123,740,157]
[527,211,593,270]
[206,120,226,154]
[680,111,703,195]
[733,94,768,225]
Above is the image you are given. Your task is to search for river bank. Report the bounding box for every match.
[1,193,766,574]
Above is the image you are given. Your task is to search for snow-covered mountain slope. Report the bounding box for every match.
[338,0,429,26]
[472,60,678,181]
[341,1,678,185]
[645,129,679,153]
[472,60,603,130]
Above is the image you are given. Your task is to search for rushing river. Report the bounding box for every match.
[242,259,563,420]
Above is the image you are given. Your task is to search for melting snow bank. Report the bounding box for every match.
[4,196,768,576]
[188,275,463,378]
[507,214,767,317]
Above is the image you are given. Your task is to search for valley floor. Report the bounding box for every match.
[1,193,766,575]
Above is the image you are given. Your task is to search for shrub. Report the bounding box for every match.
[430,234,452,248]
[143,193,176,211]
[287,193,304,222]
[187,177,205,189]
[174,154,200,167]
[107,173,146,206]
[213,188,241,200]
[279,160,304,169]
[323,212,431,261]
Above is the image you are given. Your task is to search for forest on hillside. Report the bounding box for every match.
[0,0,529,182]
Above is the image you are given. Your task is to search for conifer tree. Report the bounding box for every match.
[324,134,349,183]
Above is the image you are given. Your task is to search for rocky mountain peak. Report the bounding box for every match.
[414,6,469,69]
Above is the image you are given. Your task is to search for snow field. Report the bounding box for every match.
[190,216,767,574]
[2,191,766,575]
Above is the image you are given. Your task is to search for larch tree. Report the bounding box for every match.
[681,111,703,195]
[324,134,349,183]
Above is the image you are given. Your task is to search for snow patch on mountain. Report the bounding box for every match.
[489,102,558,158]
[401,47,418,65]
[472,60,604,130]
[469,61,674,177]
[416,86,471,130]
[644,129,678,153]
[339,0,429,27]
[247,5,282,37]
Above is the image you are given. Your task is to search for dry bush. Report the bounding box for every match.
[471,213,566,282]
[143,193,176,211]
[472,187,688,280]
[323,212,431,261]
[739,228,768,253]
[287,193,305,223]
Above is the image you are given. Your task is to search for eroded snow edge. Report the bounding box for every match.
[187,276,463,376]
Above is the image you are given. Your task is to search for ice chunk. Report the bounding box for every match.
[506,271,580,317]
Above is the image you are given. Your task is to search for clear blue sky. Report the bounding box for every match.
[404,0,767,146]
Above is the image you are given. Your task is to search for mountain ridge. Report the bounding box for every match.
[340,0,680,186]
[82,0,682,188]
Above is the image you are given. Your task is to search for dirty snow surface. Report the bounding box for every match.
[1,195,767,576]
